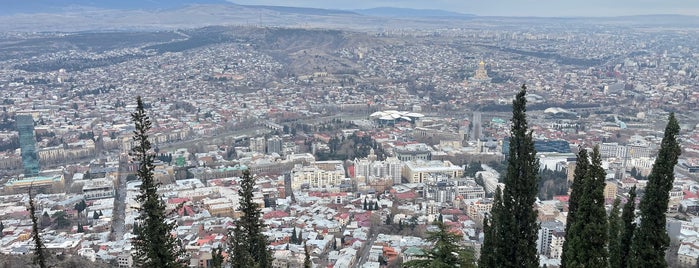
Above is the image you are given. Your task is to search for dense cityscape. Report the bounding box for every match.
[1,1,699,268]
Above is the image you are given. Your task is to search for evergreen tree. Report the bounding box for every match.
[211,244,224,268]
[131,96,187,268]
[405,222,476,268]
[77,224,84,233]
[561,146,608,267]
[630,113,681,268]
[561,148,590,268]
[480,84,539,268]
[227,169,273,268]
[477,209,497,268]
[297,230,303,245]
[74,199,86,220]
[29,189,47,268]
[304,240,312,268]
[619,186,637,268]
[291,226,298,245]
[608,198,622,268]
[93,210,100,220]
[0,221,4,237]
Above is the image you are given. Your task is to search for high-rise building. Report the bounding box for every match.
[266,136,283,155]
[16,115,39,177]
[249,136,266,154]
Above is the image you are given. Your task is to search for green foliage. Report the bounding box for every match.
[77,224,84,233]
[315,133,385,161]
[0,221,4,237]
[630,112,681,268]
[291,226,298,245]
[131,96,187,268]
[608,198,622,268]
[480,84,540,268]
[464,160,484,177]
[561,146,608,267]
[478,212,496,268]
[74,199,87,215]
[29,189,47,268]
[52,211,71,228]
[538,167,568,200]
[211,245,224,268]
[93,211,100,219]
[619,187,637,268]
[405,222,476,268]
[561,148,589,268]
[227,169,273,268]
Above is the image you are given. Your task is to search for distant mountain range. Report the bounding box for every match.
[0,0,473,18]
[354,7,474,18]
[1,0,228,15]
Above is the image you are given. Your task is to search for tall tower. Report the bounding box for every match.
[16,115,39,177]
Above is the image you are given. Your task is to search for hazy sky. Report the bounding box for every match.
[229,0,699,17]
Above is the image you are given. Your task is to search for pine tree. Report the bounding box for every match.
[77,224,84,233]
[619,186,637,268]
[630,113,681,268]
[480,84,539,268]
[131,96,187,268]
[304,240,312,268]
[0,221,4,237]
[561,148,590,268]
[29,189,47,268]
[608,198,622,268]
[93,210,100,220]
[405,222,476,267]
[561,146,608,267]
[227,169,273,268]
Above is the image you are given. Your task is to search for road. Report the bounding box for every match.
[357,233,378,266]
[110,160,129,240]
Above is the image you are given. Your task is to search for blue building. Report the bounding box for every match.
[16,115,39,177]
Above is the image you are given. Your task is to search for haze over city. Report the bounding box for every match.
[0,1,698,268]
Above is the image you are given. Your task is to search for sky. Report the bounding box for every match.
[229,0,699,17]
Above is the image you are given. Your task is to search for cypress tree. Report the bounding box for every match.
[131,96,187,268]
[29,189,47,268]
[619,186,636,268]
[227,169,273,268]
[478,187,498,268]
[561,146,608,267]
[480,84,540,268]
[561,148,589,268]
[0,221,4,237]
[291,226,298,245]
[608,198,622,268]
[630,113,681,268]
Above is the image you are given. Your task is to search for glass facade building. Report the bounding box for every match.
[16,115,39,177]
